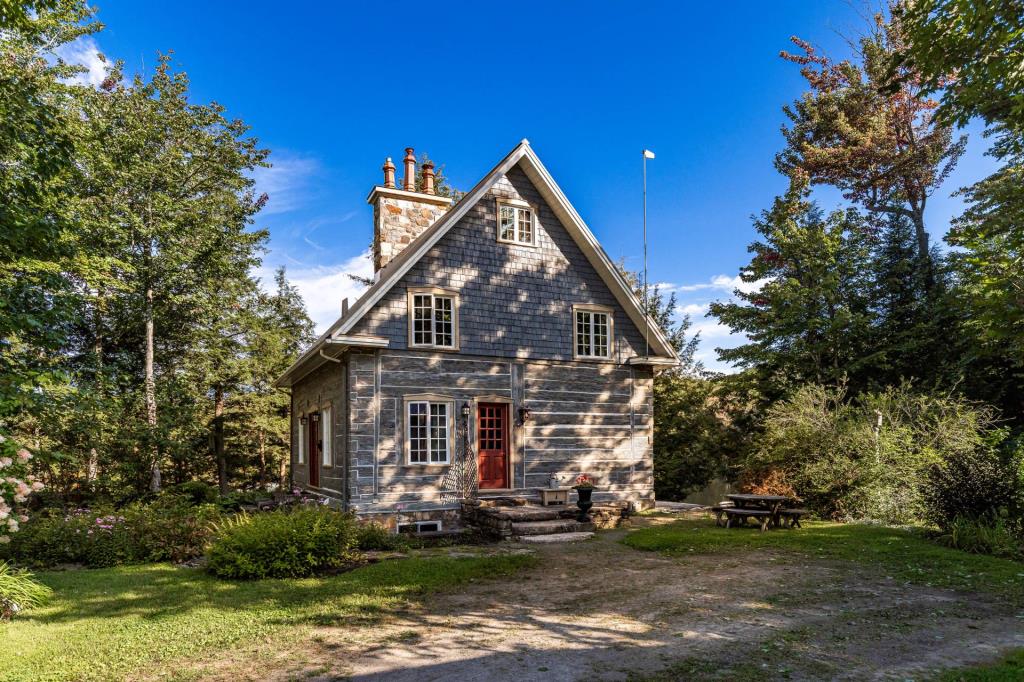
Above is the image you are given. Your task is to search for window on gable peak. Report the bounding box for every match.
[409,290,458,349]
[497,201,536,246]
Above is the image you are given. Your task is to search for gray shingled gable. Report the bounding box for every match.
[349,166,649,360]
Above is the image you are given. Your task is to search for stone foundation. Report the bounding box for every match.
[461,498,630,540]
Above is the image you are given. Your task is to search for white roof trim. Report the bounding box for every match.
[273,334,390,388]
[276,139,677,387]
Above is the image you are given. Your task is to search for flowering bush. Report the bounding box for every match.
[0,434,44,546]
[1,500,222,568]
[573,474,595,489]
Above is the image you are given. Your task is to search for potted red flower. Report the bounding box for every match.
[573,474,595,521]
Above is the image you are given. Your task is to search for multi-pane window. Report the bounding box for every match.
[411,292,456,348]
[408,401,450,464]
[321,407,332,467]
[498,203,535,245]
[575,308,611,358]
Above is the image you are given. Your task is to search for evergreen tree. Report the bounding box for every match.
[76,55,270,491]
[710,186,876,402]
[865,216,961,389]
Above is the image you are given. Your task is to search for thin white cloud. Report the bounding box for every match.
[661,273,774,375]
[253,155,321,216]
[666,274,770,295]
[257,250,374,334]
[679,303,709,316]
[55,36,107,88]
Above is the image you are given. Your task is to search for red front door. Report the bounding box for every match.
[477,403,509,489]
[308,412,320,487]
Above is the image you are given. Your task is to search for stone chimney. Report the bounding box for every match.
[367,147,452,272]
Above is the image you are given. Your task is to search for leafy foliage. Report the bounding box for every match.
[746,384,1005,524]
[0,561,51,620]
[206,507,360,580]
[895,0,1024,135]
[710,189,875,400]
[933,514,1022,560]
[778,12,966,270]
[2,500,222,567]
[922,431,1022,529]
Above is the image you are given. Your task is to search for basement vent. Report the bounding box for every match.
[397,521,442,534]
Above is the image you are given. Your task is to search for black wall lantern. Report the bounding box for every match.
[461,402,471,419]
[518,407,532,425]
[299,415,307,426]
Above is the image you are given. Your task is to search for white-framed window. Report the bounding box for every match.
[406,400,452,464]
[497,199,536,246]
[573,305,613,359]
[321,406,332,467]
[408,289,458,349]
[297,419,306,464]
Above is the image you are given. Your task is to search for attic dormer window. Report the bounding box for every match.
[497,199,536,246]
[408,288,459,350]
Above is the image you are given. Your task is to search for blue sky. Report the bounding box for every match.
[65,1,997,371]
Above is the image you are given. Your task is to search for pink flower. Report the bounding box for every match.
[31,481,43,491]
[16,449,31,462]
[18,515,28,523]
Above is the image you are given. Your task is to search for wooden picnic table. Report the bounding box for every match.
[725,494,794,529]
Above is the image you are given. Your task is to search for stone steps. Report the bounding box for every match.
[517,531,595,544]
[511,518,596,536]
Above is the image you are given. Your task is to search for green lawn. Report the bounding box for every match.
[0,553,536,682]
[937,649,1024,682]
[623,519,1024,604]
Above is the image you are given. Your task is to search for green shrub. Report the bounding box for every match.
[216,490,269,513]
[746,384,1003,524]
[2,502,221,568]
[0,561,51,620]
[935,515,1022,560]
[164,481,219,505]
[206,507,360,579]
[356,522,405,551]
[922,429,1020,530]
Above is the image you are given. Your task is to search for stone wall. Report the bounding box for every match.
[291,361,347,499]
[372,190,451,271]
[331,348,654,515]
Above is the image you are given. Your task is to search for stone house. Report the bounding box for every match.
[275,140,678,531]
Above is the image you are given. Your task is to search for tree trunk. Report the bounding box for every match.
[145,282,160,492]
[910,209,936,291]
[215,384,227,495]
[88,289,103,484]
[258,428,267,487]
[278,447,288,491]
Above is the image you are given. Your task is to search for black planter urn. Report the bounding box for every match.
[575,486,594,522]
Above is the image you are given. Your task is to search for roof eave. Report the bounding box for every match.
[273,335,390,388]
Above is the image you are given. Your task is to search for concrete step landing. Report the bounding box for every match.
[511,518,596,536]
[517,531,595,544]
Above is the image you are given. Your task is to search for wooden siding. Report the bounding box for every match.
[337,348,653,513]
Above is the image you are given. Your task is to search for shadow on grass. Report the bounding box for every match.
[27,554,536,626]
[623,518,1024,604]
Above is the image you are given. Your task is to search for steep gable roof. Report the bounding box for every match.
[276,140,677,387]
